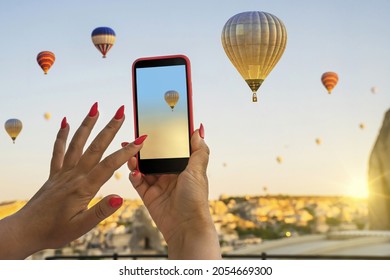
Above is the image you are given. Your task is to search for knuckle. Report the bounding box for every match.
[87,141,102,154]
[105,122,118,132]
[94,203,108,220]
[101,156,116,170]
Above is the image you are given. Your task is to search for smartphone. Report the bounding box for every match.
[132,54,194,174]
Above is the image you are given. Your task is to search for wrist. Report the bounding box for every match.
[0,210,43,259]
[166,217,221,260]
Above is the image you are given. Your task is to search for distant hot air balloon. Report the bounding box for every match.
[164,90,179,111]
[276,156,283,164]
[91,27,116,58]
[315,138,322,145]
[4,119,23,143]
[221,11,287,102]
[37,51,55,74]
[114,171,122,180]
[371,86,378,94]
[359,123,365,130]
[321,72,338,94]
[44,112,51,120]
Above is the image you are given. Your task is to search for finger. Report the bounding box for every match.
[49,117,70,177]
[128,169,150,200]
[62,102,99,170]
[75,195,123,234]
[76,105,125,173]
[126,156,138,171]
[86,138,146,193]
[186,124,210,175]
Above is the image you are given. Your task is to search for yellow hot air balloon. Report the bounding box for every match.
[321,72,338,94]
[276,156,283,164]
[221,11,288,102]
[359,123,365,130]
[44,112,51,120]
[164,90,179,111]
[4,119,23,143]
[315,138,322,145]
[114,171,122,180]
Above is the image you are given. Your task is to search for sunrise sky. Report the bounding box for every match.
[1,0,389,201]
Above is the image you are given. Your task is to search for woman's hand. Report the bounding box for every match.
[128,124,221,259]
[0,102,146,259]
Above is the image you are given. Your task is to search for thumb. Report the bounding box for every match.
[79,195,123,230]
[187,124,210,174]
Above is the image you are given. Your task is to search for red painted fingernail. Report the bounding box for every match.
[134,135,148,145]
[114,105,125,120]
[61,117,67,129]
[108,196,123,208]
[121,142,130,147]
[131,170,140,177]
[88,102,98,117]
[199,123,204,139]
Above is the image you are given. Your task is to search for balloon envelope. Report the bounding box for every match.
[37,51,55,74]
[4,119,23,143]
[91,27,116,58]
[114,171,122,180]
[321,72,338,94]
[276,156,283,164]
[371,86,378,94]
[164,90,179,110]
[315,138,322,145]
[221,11,287,102]
[44,112,51,120]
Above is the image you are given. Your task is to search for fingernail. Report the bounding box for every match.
[134,135,148,145]
[108,196,123,208]
[88,102,98,117]
[114,105,125,120]
[61,117,67,129]
[199,123,204,139]
[131,170,140,177]
[121,142,130,147]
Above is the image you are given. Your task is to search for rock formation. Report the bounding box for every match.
[368,109,390,230]
[129,206,164,252]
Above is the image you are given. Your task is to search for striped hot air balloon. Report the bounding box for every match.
[4,119,23,143]
[91,27,116,58]
[321,72,338,94]
[37,51,55,74]
[221,11,287,102]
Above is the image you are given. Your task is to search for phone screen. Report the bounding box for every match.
[133,55,193,173]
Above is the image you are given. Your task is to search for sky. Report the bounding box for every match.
[0,0,389,201]
[136,64,190,159]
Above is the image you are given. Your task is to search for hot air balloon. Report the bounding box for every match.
[221,11,287,102]
[276,156,283,164]
[164,90,179,111]
[321,72,338,94]
[44,112,51,120]
[37,51,55,74]
[371,86,378,94]
[359,123,365,130]
[91,27,116,58]
[315,138,322,145]
[4,119,23,143]
[114,171,122,180]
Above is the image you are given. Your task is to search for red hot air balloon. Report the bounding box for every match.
[321,72,338,94]
[37,51,55,75]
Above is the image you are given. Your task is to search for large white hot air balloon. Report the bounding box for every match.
[221,11,287,102]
